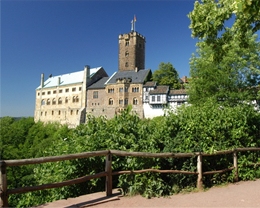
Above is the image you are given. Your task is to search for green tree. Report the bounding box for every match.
[188,0,260,65]
[188,31,260,105]
[188,0,260,41]
[152,62,181,89]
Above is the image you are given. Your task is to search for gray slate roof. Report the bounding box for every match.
[105,69,151,85]
[88,77,110,89]
[149,86,169,95]
[169,89,187,95]
[143,81,157,87]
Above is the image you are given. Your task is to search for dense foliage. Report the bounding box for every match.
[1,103,260,207]
[152,62,181,89]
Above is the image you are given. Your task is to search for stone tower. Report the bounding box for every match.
[118,31,145,72]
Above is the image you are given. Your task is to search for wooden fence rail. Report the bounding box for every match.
[1,147,260,207]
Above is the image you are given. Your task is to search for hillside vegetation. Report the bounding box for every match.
[1,102,260,207]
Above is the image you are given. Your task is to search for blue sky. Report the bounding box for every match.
[1,0,198,117]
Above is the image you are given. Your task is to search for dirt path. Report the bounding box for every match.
[37,179,260,207]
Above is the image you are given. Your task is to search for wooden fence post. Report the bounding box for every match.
[0,161,8,208]
[105,152,112,196]
[197,153,203,190]
[233,150,238,182]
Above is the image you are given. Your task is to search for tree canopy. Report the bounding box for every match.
[152,62,181,89]
[188,0,260,41]
[188,0,260,105]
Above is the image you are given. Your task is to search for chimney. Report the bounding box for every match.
[84,65,90,79]
[41,73,44,88]
[58,77,61,86]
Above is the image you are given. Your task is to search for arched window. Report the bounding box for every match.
[58,98,62,105]
[47,99,50,105]
[52,98,56,105]
[109,98,113,105]
[73,96,76,103]
[76,96,79,102]
[41,99,45,105]
[133,98,138,105]
[65,97,68,103]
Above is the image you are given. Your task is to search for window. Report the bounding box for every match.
[41,99,45,105]
[133,98,138,105]
[79,87,82,91]
[93,91,98,99]
[59,89,62,93]
[109,98,113,105]
[72,87,76,92]
[108,88,114,93]
[47,99,50,105]
[58,98,62,105]
[119,87,123,92]
[42,92,45,95]
[65,88,69,92]
[65,97,68,103]
[52,98,56,105]
[152,96,155,102]
[119,99,123,105]
[125,41,129,46]
[145,96,148,100]
[132,87,139,92]
[38,92,40,96]
[45,111,47,116]
[53,90,56,94]
[125,62,129,67]
[125,87,128,92]
[73,96,79,103]
[124,98,128,105]
[125,51,129,57]
[76,110,79,115]
[157,96,161,102]
[58,110,61,115]
[52,110,54,115]
[70,110,73,115]
[48,91,51,95]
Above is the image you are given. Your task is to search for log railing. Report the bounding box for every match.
[1,147,260,207]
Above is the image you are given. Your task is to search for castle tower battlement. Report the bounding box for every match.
[118,31,145,72]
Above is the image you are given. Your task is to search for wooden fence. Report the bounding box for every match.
[1,147,260,207]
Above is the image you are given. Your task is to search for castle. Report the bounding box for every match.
[34,29,188,127]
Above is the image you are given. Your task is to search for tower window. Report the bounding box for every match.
[125,41,129,46]
[93,91,98,99]
[132,87,139,92]
[125,51,129,57]
[125,62,129,67]
[109,98,113,105]
[58,97,62,104]
[133,98,138,105]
